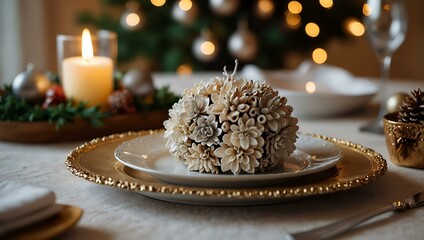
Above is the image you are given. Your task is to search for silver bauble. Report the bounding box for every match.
[172,0,199,25]
[120,1,144,31]
[120,11,144,31]
[192,29,219,62]
[12,63,51,103]
[209,0,239,16]
[386,92,409,113]
[228,21,258,61]
[122,69,154,97]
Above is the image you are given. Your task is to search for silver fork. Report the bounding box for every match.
[283,191,424,240]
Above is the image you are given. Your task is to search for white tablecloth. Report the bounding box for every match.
[1,73,423,240]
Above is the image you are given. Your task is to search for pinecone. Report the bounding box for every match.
[108,89,136,114]
[398,88,424,124]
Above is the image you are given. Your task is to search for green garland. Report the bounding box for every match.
[0,88,105,130]
[0,84,179,130]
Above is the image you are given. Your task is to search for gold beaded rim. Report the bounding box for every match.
[65,130,387,199]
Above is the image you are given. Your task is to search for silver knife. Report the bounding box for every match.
[282,191,424,240]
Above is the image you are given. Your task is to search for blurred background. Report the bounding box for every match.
[1,0,423,85]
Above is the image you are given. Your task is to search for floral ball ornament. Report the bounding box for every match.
[164,60,299,175]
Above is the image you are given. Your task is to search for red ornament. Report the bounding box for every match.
[42,85,67,109]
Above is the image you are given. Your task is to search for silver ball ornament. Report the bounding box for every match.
[122,69,154,97]
[120,1,144,31]
[228,21,258,61]
[120,11,144,31]
[209,0,239,16]
[192,29,219,62]
[12,63,51,103]
[386,92,409,113]
[172,0,199,25]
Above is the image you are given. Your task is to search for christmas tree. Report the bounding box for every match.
[77,0,365,72]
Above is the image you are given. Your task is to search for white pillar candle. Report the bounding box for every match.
[62,29,113,109]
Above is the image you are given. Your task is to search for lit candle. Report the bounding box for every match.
[62,28,113,109]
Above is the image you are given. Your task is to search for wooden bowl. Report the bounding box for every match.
[0,110,168,143]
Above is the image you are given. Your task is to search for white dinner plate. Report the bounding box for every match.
[114,133,342,188]
[67,130,387,206]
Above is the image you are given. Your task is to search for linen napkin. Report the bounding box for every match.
[0,181,62,234]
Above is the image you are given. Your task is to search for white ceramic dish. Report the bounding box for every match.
[265,66,378,118]
[114,132,342,188]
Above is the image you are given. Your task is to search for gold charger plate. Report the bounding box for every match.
[65,130,387,206]
[3,204,83,240]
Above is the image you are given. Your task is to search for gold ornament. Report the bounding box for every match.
[386,92,409,113]
[12,63,51,103]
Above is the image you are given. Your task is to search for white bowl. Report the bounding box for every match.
[265,71,378,118]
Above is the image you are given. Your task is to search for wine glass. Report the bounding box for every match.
[360,0,408,134]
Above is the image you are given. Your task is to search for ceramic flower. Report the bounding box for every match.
[214,134,263,174]
[164,60,299,175]
[186,143,220,174]
[189,114,222,146]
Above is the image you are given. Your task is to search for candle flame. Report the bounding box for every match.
[305,81,316,94]
[82,28,93,61]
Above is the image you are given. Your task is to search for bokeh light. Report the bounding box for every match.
[200,41,216,55]
[312,48,327,64]
[258,0,274,14]
[126,13,140,27]
[177,64,193,74]
[363,3,372,16]
[286,12,301,29]
[305,22,320,37]
[151,0,166,7]
[345,18,365,36]
[305,81,316,94]
[179,0,192,11]
[288,1,302,14]
[319,0,333,9]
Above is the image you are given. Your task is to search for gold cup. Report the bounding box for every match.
[383,113,424,168]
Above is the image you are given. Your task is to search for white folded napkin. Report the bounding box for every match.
[0,181,62,235]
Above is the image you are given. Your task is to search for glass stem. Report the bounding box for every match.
[376,55,392,122]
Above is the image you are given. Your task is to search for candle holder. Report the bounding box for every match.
[383,113,424,169]
[56,29,116,109]
[56,30,117,77]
